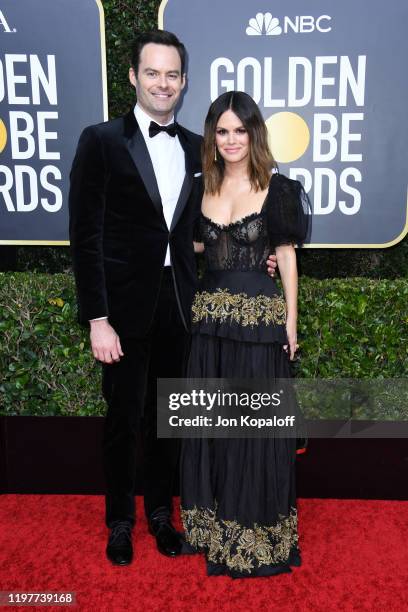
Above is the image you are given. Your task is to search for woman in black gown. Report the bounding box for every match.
[180,91,309,578]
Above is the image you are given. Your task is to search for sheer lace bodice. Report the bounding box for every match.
[198,209,270,272]
[196,173,310,274]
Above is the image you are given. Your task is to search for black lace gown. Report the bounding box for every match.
[180,174,309,578]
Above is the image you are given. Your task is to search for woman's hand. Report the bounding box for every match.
[275,245,298,361]
[283,319,298,361]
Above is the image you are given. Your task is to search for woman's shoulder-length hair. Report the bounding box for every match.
[202,91,277,195]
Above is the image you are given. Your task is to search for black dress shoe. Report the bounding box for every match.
[106,520,133,565]
[148,507,182,557]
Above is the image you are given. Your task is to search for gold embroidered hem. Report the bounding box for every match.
[181,505,298,574]
[192,288,287,328]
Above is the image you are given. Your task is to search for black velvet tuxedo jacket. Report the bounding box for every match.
[69,110,203,338]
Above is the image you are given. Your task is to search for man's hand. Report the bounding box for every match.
[89,319,124,364]
[267,253,278,278]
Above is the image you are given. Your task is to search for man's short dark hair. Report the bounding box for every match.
[131,30,186,76]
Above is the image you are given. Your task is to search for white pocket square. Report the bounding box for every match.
[194,172,202,177]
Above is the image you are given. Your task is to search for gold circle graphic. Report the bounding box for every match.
[265,112,310,163]
[0,119,7,154]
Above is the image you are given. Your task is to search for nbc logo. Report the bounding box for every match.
[246,12,331,36]
[246,13,282,36]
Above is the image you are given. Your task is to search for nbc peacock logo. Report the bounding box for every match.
[245,11,332,36]
[246,12,282,36]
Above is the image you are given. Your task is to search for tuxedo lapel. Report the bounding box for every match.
[123,111,163,218]
[170,128,193,231]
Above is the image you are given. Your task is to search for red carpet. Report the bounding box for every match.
[0,496,407,611]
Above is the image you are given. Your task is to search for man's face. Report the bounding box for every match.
[129,43,186,123]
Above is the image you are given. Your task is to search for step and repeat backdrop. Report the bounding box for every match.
[160,0,408,247]
[0,0,406,245]
[0,0,107,244]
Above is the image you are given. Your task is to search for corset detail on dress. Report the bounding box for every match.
[198,209,270,273]
[193,209,288,344]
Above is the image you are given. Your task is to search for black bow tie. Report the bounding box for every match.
[149,121,178,138]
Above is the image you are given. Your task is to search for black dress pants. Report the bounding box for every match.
[102,268,188,527]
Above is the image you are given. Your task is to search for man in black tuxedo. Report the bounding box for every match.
[69,30,277,566]
[69,30,204,565]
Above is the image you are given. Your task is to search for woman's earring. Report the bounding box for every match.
[214,147,218,162]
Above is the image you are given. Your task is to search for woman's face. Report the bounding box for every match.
[215,110,250,164]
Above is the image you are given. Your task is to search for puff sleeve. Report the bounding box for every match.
[266,174,311,248]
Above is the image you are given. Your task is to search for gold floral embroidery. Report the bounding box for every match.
[181,505,298,573]
[192,288,286,327]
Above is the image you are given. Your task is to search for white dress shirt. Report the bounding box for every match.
[134,104,186,266]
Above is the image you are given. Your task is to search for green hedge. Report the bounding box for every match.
[0,273,102,416]
[0,272,406,417]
